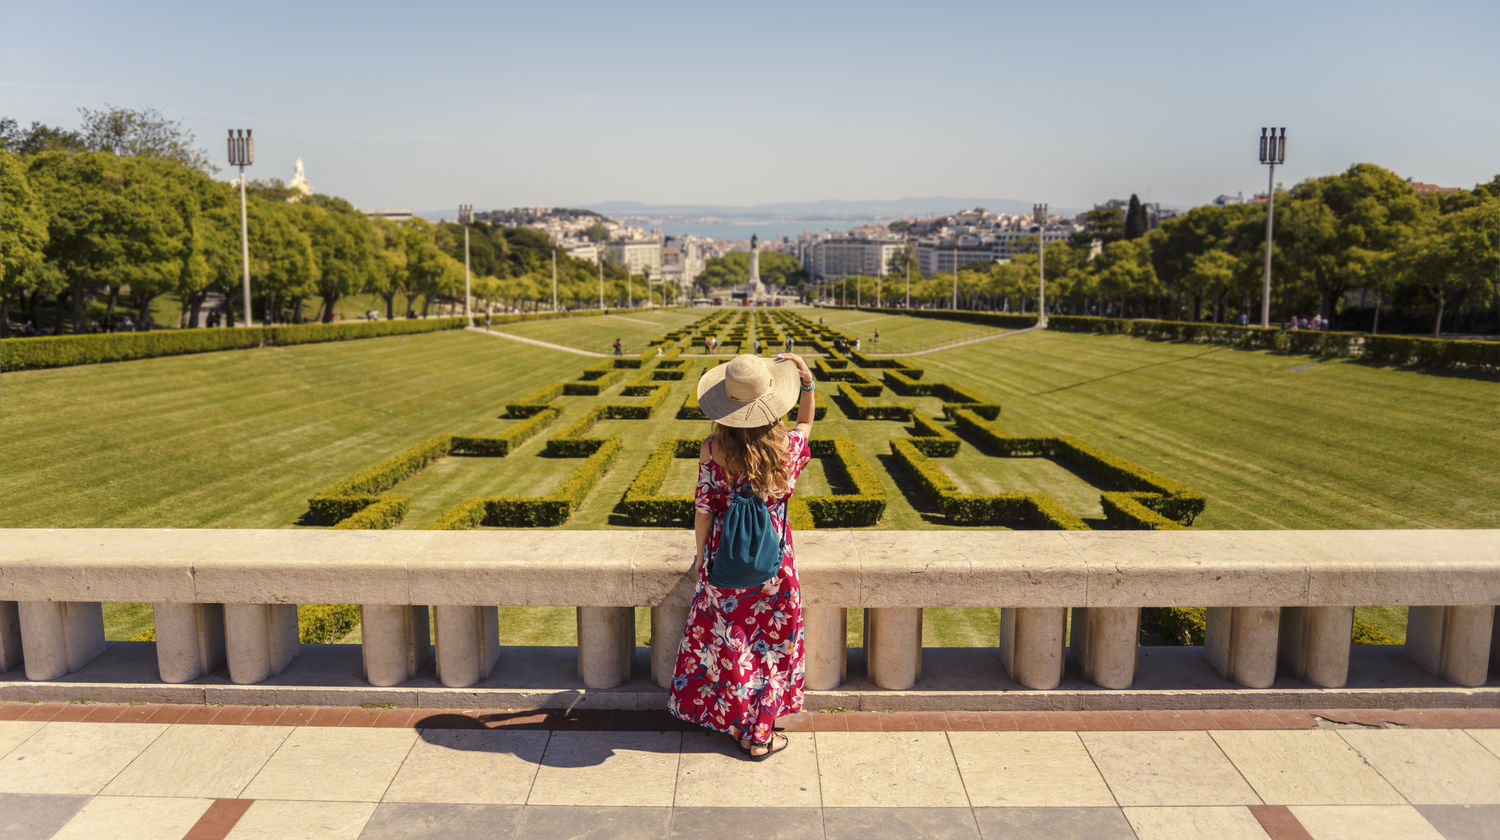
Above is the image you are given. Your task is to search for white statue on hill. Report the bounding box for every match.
[287,158,313,200]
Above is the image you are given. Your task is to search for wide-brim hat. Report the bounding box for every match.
[697,354,801,428]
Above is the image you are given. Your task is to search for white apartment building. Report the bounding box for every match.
[608,241,663,276]
[810,238,903,279]
[562,240,599,263]
[658,236,704,290]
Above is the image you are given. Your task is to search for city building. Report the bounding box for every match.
[362,208,414,222]
[607,240,662,277]
[809,238,904,279]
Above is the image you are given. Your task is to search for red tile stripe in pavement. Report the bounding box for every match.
[182,798,253,840]
[0,702,1496,731]
[1249,805,1316,840]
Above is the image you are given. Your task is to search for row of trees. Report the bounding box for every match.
[0,110,661,337]
[697,249,809,295]
[832,165,1499,336]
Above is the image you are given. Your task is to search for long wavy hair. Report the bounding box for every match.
[711,420,791,500]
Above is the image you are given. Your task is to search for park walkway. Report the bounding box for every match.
[1,702,1496,839]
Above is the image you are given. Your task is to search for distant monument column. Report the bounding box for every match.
[747,233,764,299]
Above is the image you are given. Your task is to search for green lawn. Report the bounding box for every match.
[4,306,1494,646]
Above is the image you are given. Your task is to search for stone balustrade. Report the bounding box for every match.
[1,528,1497,707]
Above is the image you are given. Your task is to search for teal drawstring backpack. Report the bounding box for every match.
[708,484,788,589]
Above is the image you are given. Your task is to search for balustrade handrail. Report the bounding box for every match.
[1,528,1496,608]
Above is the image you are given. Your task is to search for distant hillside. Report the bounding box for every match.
[586,197,1046,219]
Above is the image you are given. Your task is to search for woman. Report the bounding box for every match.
[667,352,816,760]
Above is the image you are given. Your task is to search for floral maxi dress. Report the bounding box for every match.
[666,429,811,744]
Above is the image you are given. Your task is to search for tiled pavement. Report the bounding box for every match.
[1,703,1498,839]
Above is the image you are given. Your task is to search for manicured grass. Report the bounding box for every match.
[806,307,1025,353]
[4,307,1493,646]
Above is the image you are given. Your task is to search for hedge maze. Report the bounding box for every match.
[303,308,1207,534]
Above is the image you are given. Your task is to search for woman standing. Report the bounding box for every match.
[667,352,817,760]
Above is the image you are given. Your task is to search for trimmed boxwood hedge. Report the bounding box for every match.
[888,437,1087,529]
[331,497,410,530]
[950,409,1205,527]
[0,316,471,372]
[835,383,913,421]
[619,437,701,526]
[506,382,565,417]
[307,407,559,526]
[429,437,622,528]
[846,306,1498,373]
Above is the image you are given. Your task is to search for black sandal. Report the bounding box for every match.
[743,732,789,761]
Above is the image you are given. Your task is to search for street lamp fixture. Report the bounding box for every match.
[1034,202,1049,327]
[458,204,473,326]
[1258,127,1286,328]
[227,129,254,327]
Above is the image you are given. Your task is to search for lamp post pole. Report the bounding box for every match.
[458,204,473,326]
[951,246,958,310]
[1034,202,1049,327]
[550,233,558,312]
[905,250,911,309]
[1259,127,1286,328]
[598,249,605,310]
[227,129,254,327]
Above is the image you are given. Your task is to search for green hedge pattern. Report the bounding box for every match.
[0,317,471,372]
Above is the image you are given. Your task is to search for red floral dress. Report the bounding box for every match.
[667,428,811,744]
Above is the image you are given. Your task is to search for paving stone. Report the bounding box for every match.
[1288,805,1445,840]
[675,731,820,807]
[225,800,377,840]
[356,803,522,840]
[1209,730,1403,805]
[50,795,215,840]
[670,806,825,839]
[0,720,44,759]
[526,731,681,806]
[1413,804,1500,840]
[1083,731,1261,807]
[815,731,967,808]
[948,732,1115,807]
[822,807,979,840]
[1336,730,1500,805]
[102,724,292,798]
[240,727,417,802]
[0,722,167,795]
[513,805,672,840]
[1462,729,1500,761]
[383,729,545,805]
[0,793,91,840]
[971,806,1135,839]
[1123,806,1272,840]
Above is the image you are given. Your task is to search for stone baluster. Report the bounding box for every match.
[650,605,690,689]
[153,603,225,683]
[1407,605,1494,687]
[802,606,847,690]
[1001,607,1066,690]
[0,602,21,673]
[17,601,105,681]
[577,607,633,689]
[1278,606,1353,688]
[1068,607,1139,689]
[865,607,921,690]
[433,605,499,688]
[224,604,299,684]
[360,605,430,687]
[1205,606,1281,688]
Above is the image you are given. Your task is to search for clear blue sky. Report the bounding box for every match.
[3,0,1496,213]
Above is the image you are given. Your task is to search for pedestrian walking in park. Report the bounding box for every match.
[873,329,880,344]
[668,352,817,760]
[784,336,794,352]
[613,338,623,355]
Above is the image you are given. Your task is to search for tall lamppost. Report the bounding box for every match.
[550,233,559,312]
[458,204,473,326]
[1258,127,1286,327]
[951,245,959,310]
[597,249,605,310]
[1034,202,1049,327]
[905,249,911,309]
[227,129,254,327]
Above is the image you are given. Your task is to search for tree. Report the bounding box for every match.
[0,118,87,155]
[1124,194,1148,240]
[293,196,375,321]
[1401,202,1500,336]
[583,222,609,242]
[1071,206,1124,248]
[0,150,51,335]
[77,104,217,173]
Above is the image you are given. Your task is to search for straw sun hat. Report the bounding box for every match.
[696,354,801,428]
